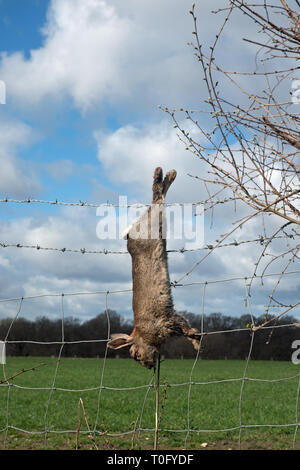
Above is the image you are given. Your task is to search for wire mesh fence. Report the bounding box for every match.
[0,197,300,450]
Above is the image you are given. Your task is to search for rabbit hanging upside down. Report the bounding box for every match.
[107,167,200,368]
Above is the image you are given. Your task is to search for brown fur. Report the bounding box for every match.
[107,167,200,368]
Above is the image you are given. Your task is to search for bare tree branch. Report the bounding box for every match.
[163,0,300,326]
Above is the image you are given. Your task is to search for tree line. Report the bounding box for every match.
[1,310,299,361]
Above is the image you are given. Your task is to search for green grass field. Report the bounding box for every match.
[1,357,300,450]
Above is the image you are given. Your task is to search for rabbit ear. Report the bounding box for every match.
[152,167,177,203]
[107,334,134,350]
[163,170,177,197]
[152,167,164,203]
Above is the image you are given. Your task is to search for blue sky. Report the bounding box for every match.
[0,0,298,323]
[0,0,91,204]
[0,0,127,206]
[0,0,47,55]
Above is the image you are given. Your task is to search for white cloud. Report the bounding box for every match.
[0,0,257,113]
[0,206,133,318]
[1,0,132,111]
[0,206,130,282]
[94,119,206,202]
[0,118,41,197]
[0,255,10,268]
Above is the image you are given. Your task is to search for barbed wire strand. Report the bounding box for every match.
[0,233,296,256]
[0,196,236,208]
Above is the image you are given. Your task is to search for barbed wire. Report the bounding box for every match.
[0,193,282,209]
[0,233,296,255]
[0,242,127,255]
[0,197,205,208]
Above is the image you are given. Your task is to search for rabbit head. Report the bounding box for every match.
[107,332,158,369]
